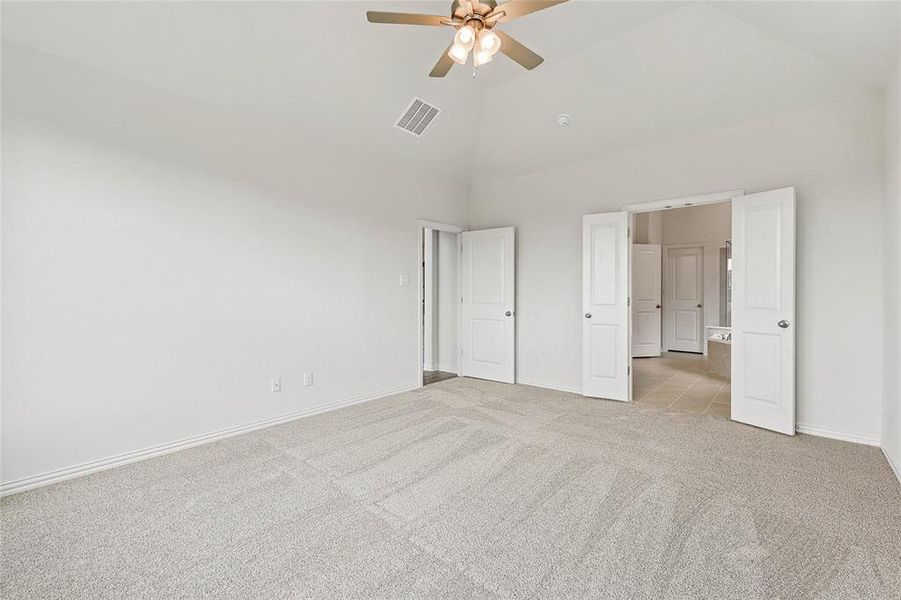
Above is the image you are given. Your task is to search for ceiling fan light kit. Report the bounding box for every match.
[366,0,568,78]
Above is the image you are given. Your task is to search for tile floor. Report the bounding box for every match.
[633,351,730,418]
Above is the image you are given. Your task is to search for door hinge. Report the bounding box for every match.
[628,366,631,375]
[627,297,631,306]
[627,228,631,238]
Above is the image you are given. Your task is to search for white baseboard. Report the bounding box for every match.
[0,382,419,497]
[795,424,881,447]
[883,447,901,485]
[515,377,582,395]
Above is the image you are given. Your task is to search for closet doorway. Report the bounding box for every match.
[418,220,462,387]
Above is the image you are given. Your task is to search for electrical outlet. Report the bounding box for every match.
[270,377,282,393]
[303,372,313,387]
[399,273,409,286]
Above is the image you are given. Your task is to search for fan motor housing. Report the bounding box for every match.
[451,0,497,20]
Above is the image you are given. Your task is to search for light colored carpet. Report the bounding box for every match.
[2,377,900,599]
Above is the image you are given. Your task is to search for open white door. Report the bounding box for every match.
[731,187,795,435]
[632,243,662,358]
[461,227,515,383]
[582,213,629,401]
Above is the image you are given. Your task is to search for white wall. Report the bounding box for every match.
[436,231,459,373]
[471,93,885,443]
[883,23,901,479]
[1,46,469,487]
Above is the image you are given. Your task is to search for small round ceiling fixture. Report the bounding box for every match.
[556,113,571,127]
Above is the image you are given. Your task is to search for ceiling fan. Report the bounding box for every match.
[366,0,568,77]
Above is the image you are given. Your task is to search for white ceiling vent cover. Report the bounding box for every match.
[395,97,440,137]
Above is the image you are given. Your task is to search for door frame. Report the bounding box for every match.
[662,243,706,354]
[417,219,464,388]
[619,189,744,401]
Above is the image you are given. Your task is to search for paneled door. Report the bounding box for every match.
[632,244,662,358]
[582,212,629,401]
[664,246,704,353]
[461,227,515,383]
[731,188,796,435]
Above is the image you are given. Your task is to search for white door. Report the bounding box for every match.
[461,227,515,383]
[731,187,796,435]
[582,213,629,401]
[664,246,704,353]
[632,244,662,358]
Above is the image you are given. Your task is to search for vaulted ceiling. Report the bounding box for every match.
[3,1,898,181]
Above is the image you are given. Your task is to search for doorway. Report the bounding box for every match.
[581,188,796,435]
[631,203,731,415]
[420,223,461,387]
[417,221,517,388]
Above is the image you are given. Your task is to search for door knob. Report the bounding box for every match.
[585,313,592,319]
[697,304,703,308]
[505,311,513,317]
[656,304,661,309]
[777,320,790,329]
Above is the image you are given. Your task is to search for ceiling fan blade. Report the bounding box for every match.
[366,11,447,26]
[429,43,456,78]
[495,30,543,70]
[492,0,568,23]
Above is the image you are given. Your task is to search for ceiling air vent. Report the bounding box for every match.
[395,97,440,137]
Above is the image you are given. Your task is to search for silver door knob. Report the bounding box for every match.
[505,311,513,317]
[777,320,790,329]
[585,313,592,319]
[656,304,661,309]
[697,304,703,308]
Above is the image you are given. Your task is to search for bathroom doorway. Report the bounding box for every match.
[630,200,733,417]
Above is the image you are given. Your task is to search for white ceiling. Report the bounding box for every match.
[2,1,898,179]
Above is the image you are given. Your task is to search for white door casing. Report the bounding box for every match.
[461,227,515,384]
[731,187,796,435]
[582,212,629,401]
[664,245,705,353]
[632,244,662,358]
[422,229,437,371]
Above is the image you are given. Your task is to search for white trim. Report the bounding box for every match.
[516,377,582,395]
[417,219,464,234]
[882,447,901,485]
[795,424,881,447]
[622,189,744,214]
[0,382,419,497]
